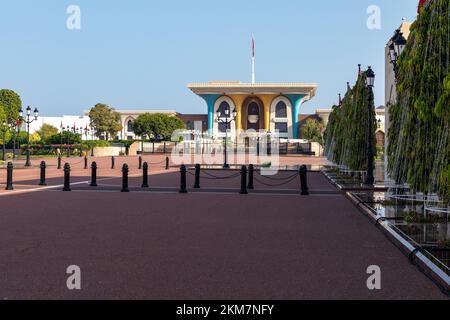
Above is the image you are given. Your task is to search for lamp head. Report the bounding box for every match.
[365,66,375,88]
[388,42,397,64]
[394,33,407,57]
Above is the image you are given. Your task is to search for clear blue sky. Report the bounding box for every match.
[0,0,418,116]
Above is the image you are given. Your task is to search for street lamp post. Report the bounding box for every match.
[365,66,376,185]
[1,121,7,161]
[8,122,13,160]
[79,126,83,157]
[20,106,39,167]
[66,126,71,157]
[216,108,237,169]
[388,29,407,78]
[141,134,146,155]
[9,120,19,160]
[90,127,96,157]
[60,126,65,156]
[84,126,90,141]
[16,119,21,160]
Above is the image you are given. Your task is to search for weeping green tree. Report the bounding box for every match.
[324,70,377,171]
[301,119,324,145]
[387,0,449,203]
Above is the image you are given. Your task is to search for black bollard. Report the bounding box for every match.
[240,165,248,195]
[194,164,201,189]
[63,163,71,192]
[57,156,62,170]
[299,165,310,196]
[257,137,260,157]
[138,156,142,170]
[142,162,149,188]
[247,164,254,190]
[179,165,187,193]
[121,164,130,193]
[5,162,13,191]
[90,161,98,187]
[111,156,115,169]
[84,156,88,169]
[39,161,47,186]
[165,156,169,170]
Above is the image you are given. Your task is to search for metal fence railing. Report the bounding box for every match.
[141,142,314,155]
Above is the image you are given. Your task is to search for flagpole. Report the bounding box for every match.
[252,56,255,84]
[252,34,255,84]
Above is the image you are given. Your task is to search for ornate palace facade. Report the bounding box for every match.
[188,81,318,140]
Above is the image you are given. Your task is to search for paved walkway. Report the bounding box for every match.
[0,155,331,195]
[0,167,447,299]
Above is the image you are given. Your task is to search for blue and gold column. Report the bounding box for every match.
[286,94,306,139]
[199,94,221,136]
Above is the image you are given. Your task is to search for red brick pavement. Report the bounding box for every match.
[0,190,447,299]
[0,156,447,299]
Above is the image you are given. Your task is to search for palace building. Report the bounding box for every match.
[188,81,318,140]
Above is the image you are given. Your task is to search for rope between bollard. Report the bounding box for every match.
[201,171,241,179]
[253,174,299,187]
[187,170,241,180]
[66,159,85,166]
[255,171,299,181]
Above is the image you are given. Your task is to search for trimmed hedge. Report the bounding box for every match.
[324,71,377,171]
[387,0,449,203]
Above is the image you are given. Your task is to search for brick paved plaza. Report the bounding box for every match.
[0,155,447,299]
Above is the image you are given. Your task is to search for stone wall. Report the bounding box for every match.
[93,146,125,157]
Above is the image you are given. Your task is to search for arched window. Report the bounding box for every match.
[248,102,260,116]
[218,101,230,118]
[127,120,134,132]
[218,101,230,132]
[275,101,287,118]
[247,101,261,130]
[271,98,290,135]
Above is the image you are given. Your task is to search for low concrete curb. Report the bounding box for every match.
[345,191,450,296]
[320,170,449,296]
[321,170,388,192]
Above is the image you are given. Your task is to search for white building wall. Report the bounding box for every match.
[29,115,94,139]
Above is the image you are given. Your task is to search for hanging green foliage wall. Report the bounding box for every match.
[324,72,377,171]
[387,0,449,203]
